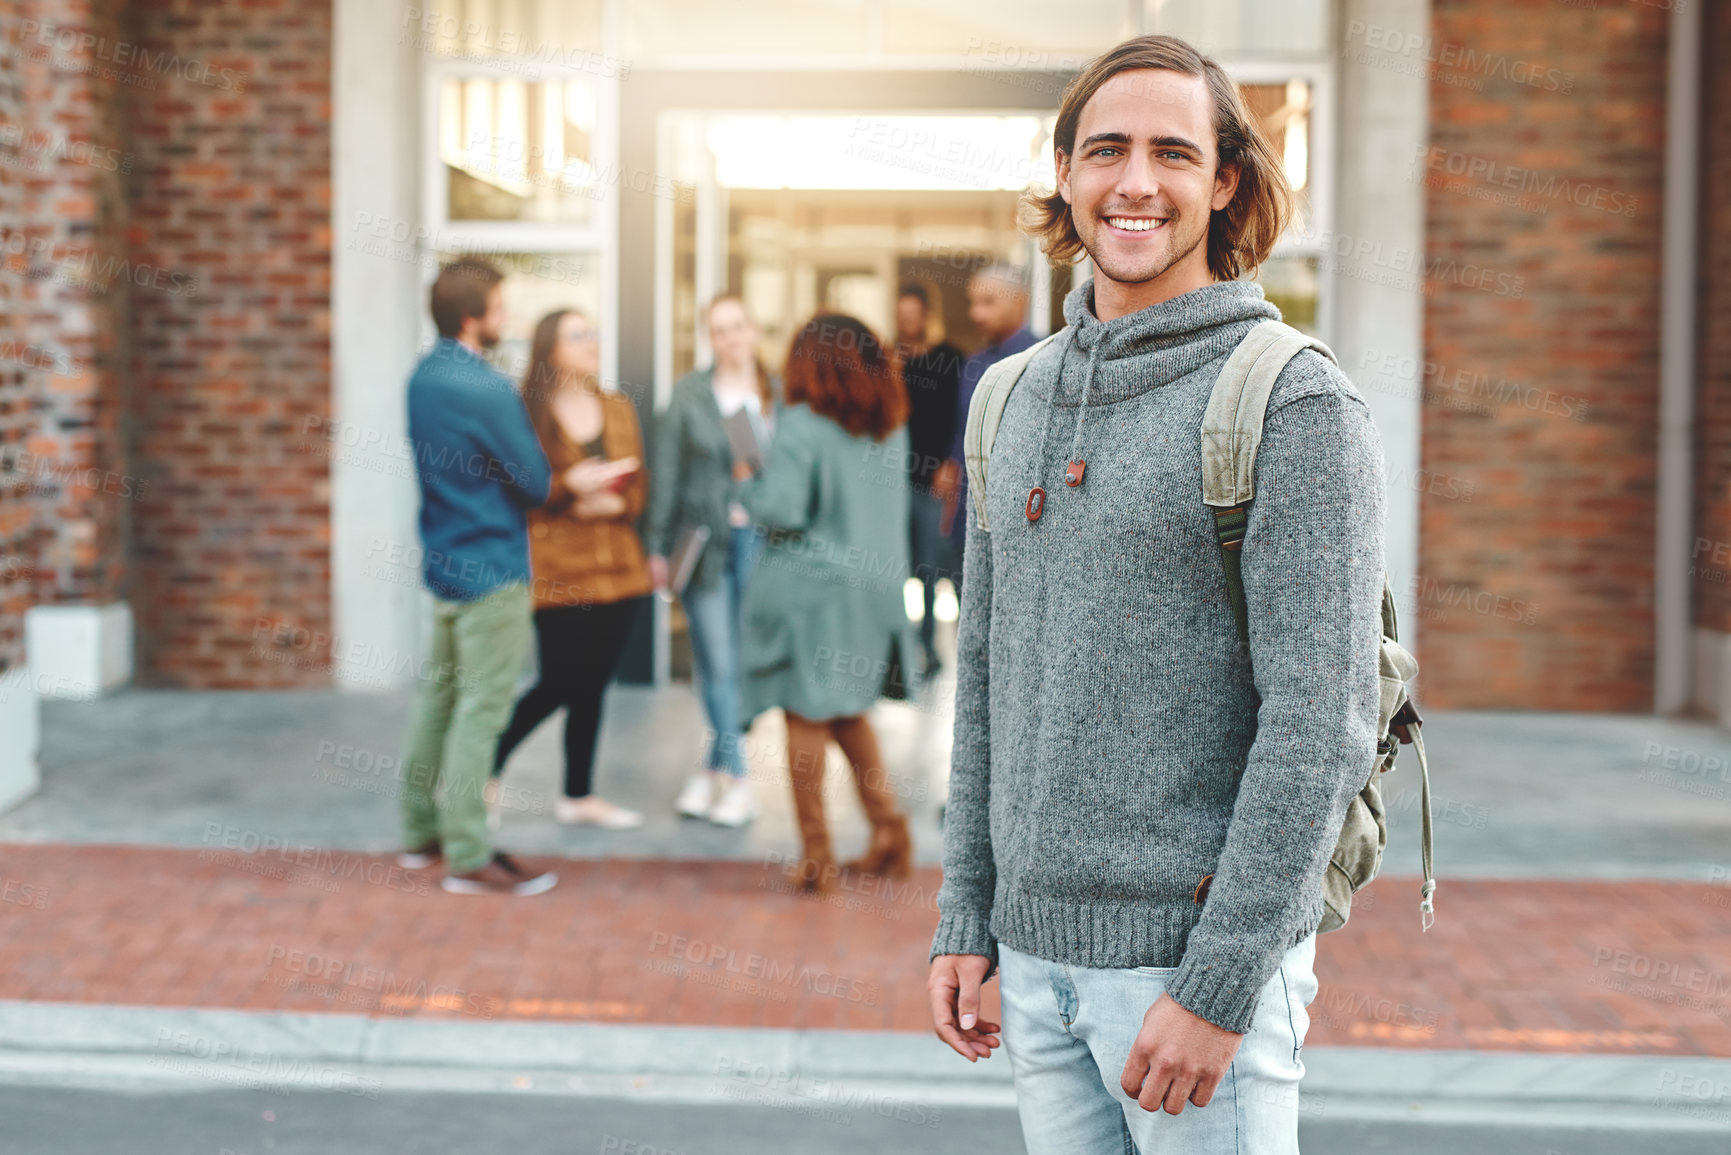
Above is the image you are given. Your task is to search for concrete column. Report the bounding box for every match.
[1333,0,1430,648]
[0,670,38,815]
[331,0,425,691]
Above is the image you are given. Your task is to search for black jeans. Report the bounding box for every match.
[493,597,642,798]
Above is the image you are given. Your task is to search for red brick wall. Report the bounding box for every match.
[1419,0,1668,709]
[127,0,332,686]
[14,0,133,611]
[0,0,34,677]
[1695,2,1731,633]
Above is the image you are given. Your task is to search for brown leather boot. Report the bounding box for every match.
[839,744,913,879]
[845,811,912,880]
[785,725,838,895]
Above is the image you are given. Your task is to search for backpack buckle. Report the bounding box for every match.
[1390,700,1423,744]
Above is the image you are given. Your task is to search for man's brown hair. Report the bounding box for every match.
[783,314,907,440]
[1022,35,1293,281]
[430,257,504,338]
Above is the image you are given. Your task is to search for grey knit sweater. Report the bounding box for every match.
[930,279,1386,1034]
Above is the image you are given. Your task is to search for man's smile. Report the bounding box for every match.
[1104,215,1170,234]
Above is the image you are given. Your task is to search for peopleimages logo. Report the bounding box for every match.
[1412,147,1638,218]
[1344,21,1575,94]
[17,20,249,91]
[0,124,130,174]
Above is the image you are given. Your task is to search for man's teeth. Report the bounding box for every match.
[1107,217,1163,231]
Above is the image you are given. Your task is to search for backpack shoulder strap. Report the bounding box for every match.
[1201,320,1338,510]
[961,331,1064,532]
[1202,320,1338,645]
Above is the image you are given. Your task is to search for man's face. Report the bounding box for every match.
[476,285,506,349]
[966,277,1027,344]
[895,296,928,345]
[1055,68,1239,290]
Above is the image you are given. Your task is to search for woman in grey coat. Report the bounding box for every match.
[734,314,922,892]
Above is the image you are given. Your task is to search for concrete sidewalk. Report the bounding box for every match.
[5,680,1731,880]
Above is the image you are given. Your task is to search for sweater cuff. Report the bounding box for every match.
[1166,941,1266,1034]
[929,908,998,969]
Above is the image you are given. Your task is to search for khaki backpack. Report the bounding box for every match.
[962,319,1436,933]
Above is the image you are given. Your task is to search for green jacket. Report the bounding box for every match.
[645,367,776,591]
[737,404,921,722]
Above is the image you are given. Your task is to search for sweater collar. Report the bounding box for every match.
[1050,278,1281,404]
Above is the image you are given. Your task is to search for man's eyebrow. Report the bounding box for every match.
[1077,132,1205,154]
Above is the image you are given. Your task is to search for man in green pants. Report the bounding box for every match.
[397,258,558,896]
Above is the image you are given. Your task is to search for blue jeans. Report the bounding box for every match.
[998,936,1317,1155]
[908,490,957,660]
[682,526,757,778]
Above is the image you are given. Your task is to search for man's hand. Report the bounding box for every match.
[932,460,961,535]
[931,460,959,503]
[1120,993,1244,1115]
[731,459,756,482]
[564,456,638,497]
[648,555,669,592]
[927,954,1001,1062]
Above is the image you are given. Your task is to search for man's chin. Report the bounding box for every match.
[1089,251,1177,288]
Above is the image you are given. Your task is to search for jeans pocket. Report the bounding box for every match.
[1278,965,1309,1064]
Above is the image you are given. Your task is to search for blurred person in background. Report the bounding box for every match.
[397,258,557,897]
[490,309,651,830]
[932,264,1036,566]
[646,296,777,828]
[895,282,965,675]
[733,314,921,894]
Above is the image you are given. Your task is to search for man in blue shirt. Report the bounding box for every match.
[397,258,558,897]
[933,265,1037,586]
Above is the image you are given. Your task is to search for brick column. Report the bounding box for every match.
[0,0,41,805]
[127,0,332,686]
[1420,0,1668,709]
[1693,0,1731,717]
[7,0,136,697]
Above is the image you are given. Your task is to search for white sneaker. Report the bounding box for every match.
[706,778,759,828]
[554,795,645,829]
[675,773,716,818]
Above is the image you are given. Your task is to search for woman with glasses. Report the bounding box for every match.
[491,309,651,829]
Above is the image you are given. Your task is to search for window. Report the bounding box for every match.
[418,0,618,381]
[441,76,602,225]
[1144,0,1330,58]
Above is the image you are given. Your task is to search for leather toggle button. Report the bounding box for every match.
[1064,459,1085,487]
[1026,487,1045,521]
[1193,874,1214,905]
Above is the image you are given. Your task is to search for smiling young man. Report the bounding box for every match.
[927,36,1386,1154]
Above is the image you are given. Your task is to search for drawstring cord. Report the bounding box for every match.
[1063,343,1102,473]
[1029,334,1101,517]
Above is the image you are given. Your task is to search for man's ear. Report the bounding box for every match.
[1055,150,1073,206]
[1211,161,1241,213]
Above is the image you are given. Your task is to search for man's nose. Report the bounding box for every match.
[1114,149,1161,203]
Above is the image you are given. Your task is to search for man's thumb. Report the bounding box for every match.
[957,974,981,1030]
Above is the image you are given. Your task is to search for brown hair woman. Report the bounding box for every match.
[734,313,922,892]
[491,309,652,829]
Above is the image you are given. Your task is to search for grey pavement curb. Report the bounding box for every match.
[1,1000,1729,1133]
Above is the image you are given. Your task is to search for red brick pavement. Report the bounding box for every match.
[1,845,1728,1055]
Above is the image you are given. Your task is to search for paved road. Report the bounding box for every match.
[0,1087,1724,1155]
